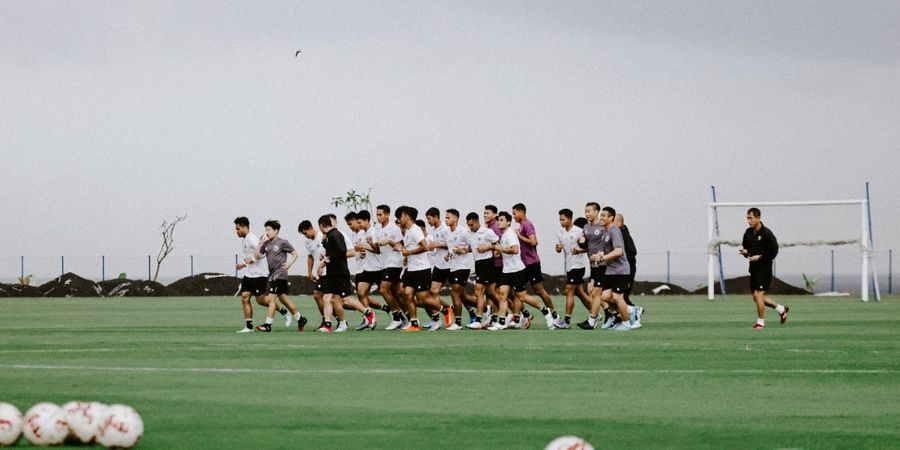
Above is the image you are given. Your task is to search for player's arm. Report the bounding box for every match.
[496,241,519,255]
[283,249,300,272]
[403,239,429,257]
[307,255,315,280]
[602,246,624,262]
[760,230,779,262]
[517,229,538,246]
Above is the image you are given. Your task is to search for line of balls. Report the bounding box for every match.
[0,401,142,448]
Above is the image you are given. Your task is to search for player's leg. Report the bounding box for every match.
[238,291,254,333]
[278,293,307,331]
[488,285,511,330]
[255,292,278,332]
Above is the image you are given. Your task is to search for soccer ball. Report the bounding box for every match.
[545,435,595,450]
[22,402,68,446]
[96,404,143,448]
[0,402,24,446]
[63,401,107,444]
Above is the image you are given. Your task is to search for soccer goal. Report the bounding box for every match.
[707,199,880,301]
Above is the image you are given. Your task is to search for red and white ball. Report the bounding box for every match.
[96,404,143,449]
[0,402,24,446]
[22,402,68,446]
[63,401,107,444]
[545,435,595,450]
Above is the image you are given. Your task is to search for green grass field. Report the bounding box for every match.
[1,295,899,449]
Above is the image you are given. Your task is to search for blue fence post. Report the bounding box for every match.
[20,256,24,280]
[190,255,194,277]
[830,250,835,292]
[666,251,671,284]
[889,249,893,295]
[147,255,151,280]
[102,255,106,281]
[61,256,65,276]
[234,254,238,277]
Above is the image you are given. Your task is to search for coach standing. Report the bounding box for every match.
[739,208,789,329]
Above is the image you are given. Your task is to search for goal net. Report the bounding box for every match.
[707,200,880,301]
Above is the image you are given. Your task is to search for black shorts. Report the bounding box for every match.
[382,267,403,283]
[356,270,383,286]
[566,268,586,286]
[590,265,606,288]
[431,267,451,284]
[499,270,527,293]
[750,265,773,292]
[323,276,354,298]
[241,277,268,296]
[314,275,327,293]
[449,269,470,286]
[402,269,432,293]
[267,279,289,295]
[474,259,498,285]
[524,263,544,284]
[603,274,629,294]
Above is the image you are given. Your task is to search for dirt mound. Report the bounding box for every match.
[288,276,316,296]
[632,281,691,295]
[167,273,242,296]
[39,273,103,297]
[692,276,809,296]
[100,279,170,297]
[0,283,42,297]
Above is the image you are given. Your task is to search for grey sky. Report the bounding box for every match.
[2,1,899,283]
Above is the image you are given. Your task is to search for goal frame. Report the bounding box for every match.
[707,199,878,301]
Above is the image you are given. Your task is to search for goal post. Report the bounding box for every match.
[707,199,878,301]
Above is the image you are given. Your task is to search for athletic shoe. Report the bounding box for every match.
[466,321,483,330]
[284,313,292,328]
[297,316,308,332]
[422,318,437,329]
[543,311,556,329]
[487,322,507,331]
[446,323,462,331]
[613,322,632,331]
[554,319,570,329]
[428,319,442,331]
[334,321,348,333]
[600,316,617,330]
[443,307,454,328]
[521,314,533,330]
[576,320,595,330]
[628,307,644,327]
[400,315,410,330]
[508,318,522,329]
[356,317,369,331]
[237,327,254,333]
[780,306,790,324]
[316,325,333,332]
[631,319,642,329]
[255,324,272,332]
[751,323,765,329]
[365,310,377,329]
[385,319,404,331]
[368,317,377,331]
[401,324,421,332]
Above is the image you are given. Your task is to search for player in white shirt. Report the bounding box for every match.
[233,216,278,333]
[396,207,453,332]
[352,210,390,329]
[426,207,463,330]
[465,212,500,329]
[488,211,546,331]
[371,205,407,330]
[298,220,328,325]
[554,209,592,329]
[443,209,479,327]
[342,212,360,277]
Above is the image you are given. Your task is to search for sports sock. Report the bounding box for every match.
[522,310,532,318]
[339,320,347,327]
[512,314,520,323]
[540,307,549,315]
[455,317,462,326]
[265,317,274,325]
[391,311,401,321]
[756,319,765,326]
[380,304,391,313]
[430,313,439,322]
[294,312,302,320]
[467,307,477,318]
[279,307,288,316]
[551,310,559,319]
[491,314,498,323]
[364,308,372,316]
[775,305,785,314]
[588,315,597,327]
[245,320,252,329]
[411,319,419,327]
[498,316,506,325]
[564,315,571,324]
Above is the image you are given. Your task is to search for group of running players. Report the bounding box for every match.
[233,202,645,333]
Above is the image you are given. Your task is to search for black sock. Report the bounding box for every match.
[467,307,477,318]
[392,311,401,321]
[491,314,498,323]
[499,317,506,325]
[455,317,462,326]
[440,307,448,315]
[564,315,571,324]
[430,313,440,322]
[324,321,332,328]
[512,315,520,323]
[541,307,549,315]
[245,320,252,329]
[411,319,419,327]
[551,311,559,319]
[380,304,391,313]
[523,310,532,319]
[279,307,288,316]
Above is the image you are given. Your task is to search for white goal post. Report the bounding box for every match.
[707,200,880,301]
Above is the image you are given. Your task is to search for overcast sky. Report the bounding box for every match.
[2,1,898,283]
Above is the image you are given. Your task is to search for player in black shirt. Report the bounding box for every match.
[740,208,789,329]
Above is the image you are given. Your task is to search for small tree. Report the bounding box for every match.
[802,273,819,293]
[17,274,32,286]
[153,215,186,282]
[331,188,372,213]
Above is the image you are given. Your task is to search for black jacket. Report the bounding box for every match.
[742,223,778,270]
[620,224,637,265]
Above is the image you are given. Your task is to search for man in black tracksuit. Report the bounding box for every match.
[740,208,789,329]
[615,214,637,307]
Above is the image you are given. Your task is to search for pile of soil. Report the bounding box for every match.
[166,273,241,296]
[692,276,809,296]
[39,273,103,297]
[287,276,316,296]
[632,281,691,295]
[100,279,170,297]
[0,283,42,298]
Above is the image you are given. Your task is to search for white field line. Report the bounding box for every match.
[0,348,121,353]
[0,364,895,376]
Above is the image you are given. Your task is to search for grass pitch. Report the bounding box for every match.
[1,294,899,449]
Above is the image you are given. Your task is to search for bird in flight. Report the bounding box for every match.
[295,49,302,57]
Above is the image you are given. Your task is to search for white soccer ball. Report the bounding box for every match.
[63,401,107,444]
[22,402,68,446]
[96,404,143,448]
[0,402,24,446]
[545,435,595,450]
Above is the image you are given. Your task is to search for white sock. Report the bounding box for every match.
[265,317,274,325]
[775,305,785,314]
[294,312,302,320]
[588,315,597,327]
[340,320,347,326]
[756,319,765,326]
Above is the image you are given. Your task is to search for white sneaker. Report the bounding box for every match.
[544,311,556,329]
[487,321,507,331]
[334,321,349,333]
[554,319,570,329]
[466,321,483,330]
[385,319,403,331]
[237,327,254,333]
[284,313,293,327]
[508,317,522,329]
[600,316,617,329]
[631,319,642,329]
[423,318,437,329]
[428,319,442,331]
[356,317,369,331]
[446,323,462,331]
[613,322,632,331]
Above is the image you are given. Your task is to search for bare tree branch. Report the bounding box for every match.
[153,214,186,282]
